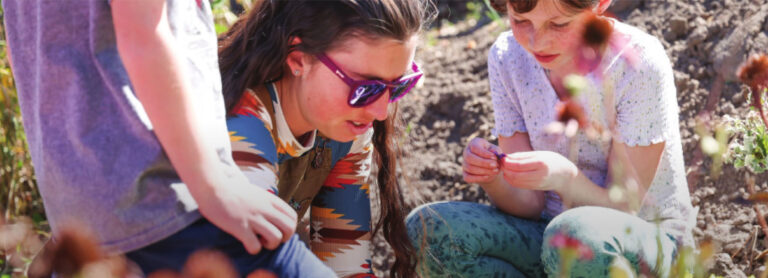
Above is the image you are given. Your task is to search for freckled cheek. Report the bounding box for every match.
[511,26,527,44]
[307,82,353,124]
[511,27,532,50]
[561,32,583,56]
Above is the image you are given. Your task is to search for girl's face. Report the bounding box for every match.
[507,0,596,72]
[291,35,418,142]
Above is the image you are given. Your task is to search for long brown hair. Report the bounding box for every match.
[218,1,435,277]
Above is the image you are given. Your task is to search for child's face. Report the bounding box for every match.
[295,35,418,142]
[507,0,595,72]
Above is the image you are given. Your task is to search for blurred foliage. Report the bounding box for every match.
[0,1,44,223]
[725,110,768,174]
[465,0,501,24]
[212,0,256,34]
[1,2,47,276]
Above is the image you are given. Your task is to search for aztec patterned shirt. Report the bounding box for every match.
[227,84,376,277]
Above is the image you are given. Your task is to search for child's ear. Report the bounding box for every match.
[594,0,612,14]
[285,37,308,76]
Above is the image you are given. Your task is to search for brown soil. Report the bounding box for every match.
[372,1,768,277]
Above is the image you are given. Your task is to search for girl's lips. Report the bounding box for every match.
[534,53,560,63]
[346,120,373,135]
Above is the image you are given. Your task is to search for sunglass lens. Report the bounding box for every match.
[349,83,387,107]
[389,78,415,101]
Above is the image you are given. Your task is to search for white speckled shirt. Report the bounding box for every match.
[488,21,694,246]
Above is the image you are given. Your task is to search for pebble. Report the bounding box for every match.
[669,16,689,39]
[733,213,751,225]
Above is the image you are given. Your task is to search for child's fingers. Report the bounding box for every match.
[464,149,498,170]
[237,229,263,255]
[502,167,547,189]
[250,218,283,251]
[502,157,541,172]
[263,194,297,243]
[501,169,535,189]
[486,143,504,155]
[266,203,297,243]
[506,151,533,159]
[464,163,499,177]
[462,172,494,184]
[269,194,298,224]
[468,139,497,159]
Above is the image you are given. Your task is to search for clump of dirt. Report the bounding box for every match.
[371,0,768,277]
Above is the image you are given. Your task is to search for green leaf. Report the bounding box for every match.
[215,23,229,35]
[31,212,45,224]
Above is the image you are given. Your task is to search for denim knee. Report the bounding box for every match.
[542,206,613,249]
[541,207,621,277]
[406,202,461,251]
[406,201,489,252]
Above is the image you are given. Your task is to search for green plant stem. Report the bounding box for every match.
[746,176,768,248]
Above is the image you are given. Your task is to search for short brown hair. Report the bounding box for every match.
[491,0,599,14]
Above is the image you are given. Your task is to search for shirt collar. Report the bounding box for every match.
[267,83,317,158]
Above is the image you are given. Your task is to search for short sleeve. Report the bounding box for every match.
[613,39,677,147]
[489,36,527,138]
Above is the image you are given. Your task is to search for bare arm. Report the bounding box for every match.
[111,0,296,254]
[556,141,663,212]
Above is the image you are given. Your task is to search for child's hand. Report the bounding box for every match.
[462,137,503,185]
[500,151,577,192]
[195,180,298,255]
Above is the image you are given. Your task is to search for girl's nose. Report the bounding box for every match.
[365,92,390,121]
[529,27,548,52]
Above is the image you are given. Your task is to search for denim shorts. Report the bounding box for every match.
[126,218,335,277]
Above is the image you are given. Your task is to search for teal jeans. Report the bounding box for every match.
[406,202,680,278]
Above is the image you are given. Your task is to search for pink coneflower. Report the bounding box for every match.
[247,270,278,278]
[26,226,133,278]
[555,100,589,129]
[576,14,613,75]
[549,232,594,261]
[582,14,613,48]
[575,13,638,77]
[182,250,239,278]
[51,229,105,276]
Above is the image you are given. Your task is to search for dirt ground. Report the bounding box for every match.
[371,0,768,277]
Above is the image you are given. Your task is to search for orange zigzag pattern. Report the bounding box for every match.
[324,152,369,188]
[232,91,265,119]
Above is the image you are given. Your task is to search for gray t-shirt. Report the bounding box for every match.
[3,0,226,253]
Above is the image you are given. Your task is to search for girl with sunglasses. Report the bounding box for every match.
[219,0,434,277]
[407,0,694,277]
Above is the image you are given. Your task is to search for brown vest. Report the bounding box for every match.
[252,86,334,219]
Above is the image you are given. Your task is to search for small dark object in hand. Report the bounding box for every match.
[491,149,507,162]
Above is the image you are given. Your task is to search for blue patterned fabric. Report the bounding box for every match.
[407,202,679,278]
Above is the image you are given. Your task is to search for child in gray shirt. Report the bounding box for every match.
[3,0,331,276]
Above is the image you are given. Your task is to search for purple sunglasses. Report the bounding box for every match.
[316,53,423,107]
